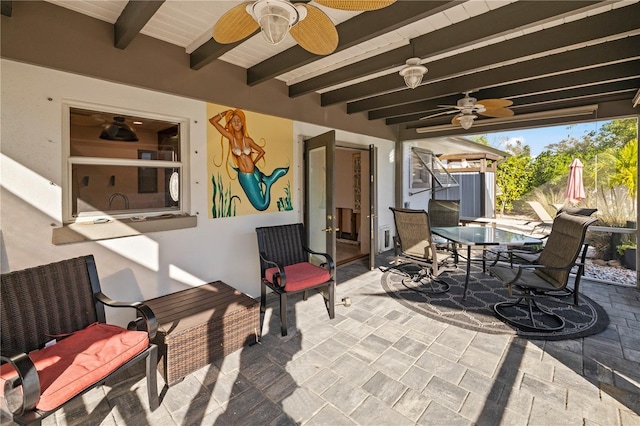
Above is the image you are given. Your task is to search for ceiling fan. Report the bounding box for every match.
[420,92,514,130]
[213,0,396,55]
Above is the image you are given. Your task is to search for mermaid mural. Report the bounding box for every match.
[209,108,289,212]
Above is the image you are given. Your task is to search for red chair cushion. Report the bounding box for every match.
[265,262,331,292]
[0,322,149,412]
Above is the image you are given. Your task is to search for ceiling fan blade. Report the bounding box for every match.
[451,114,463,125]
[213,2,259,44]
[476,98,513,108]
[291,4,339,55]
[436,104,460,109]
[479,107,515,118]
[420,110,457,120]
[314,0,396,11]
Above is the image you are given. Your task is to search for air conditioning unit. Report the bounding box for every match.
[379,225,392,253]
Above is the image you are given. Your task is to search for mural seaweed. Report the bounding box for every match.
[211,173,240,218]
[277,182,293,211]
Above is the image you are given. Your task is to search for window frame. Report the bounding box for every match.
[410,147,459,195]
[62,101,190,224]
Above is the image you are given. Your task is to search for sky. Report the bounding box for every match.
[469,121,608,158]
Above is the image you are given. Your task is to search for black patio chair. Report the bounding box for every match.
[389,207,456,294]
[255,223,335,336]
[489,213,598,332]
[0,255,159,425]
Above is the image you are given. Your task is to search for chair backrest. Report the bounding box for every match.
[428,199,460,227]
[556,206,598,217]
[526,201,554,222]
[1,255,102,354]
[390,207,435,260]
[255,223,309,276]
[535,213,598,288]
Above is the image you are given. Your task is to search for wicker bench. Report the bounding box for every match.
[144,281,259,386]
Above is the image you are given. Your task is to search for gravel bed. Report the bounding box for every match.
[584,260,637,286]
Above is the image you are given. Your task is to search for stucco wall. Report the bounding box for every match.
[0,59,395,326]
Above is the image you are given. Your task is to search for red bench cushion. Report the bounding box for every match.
[265,262,331,292]
[0,322,148,412]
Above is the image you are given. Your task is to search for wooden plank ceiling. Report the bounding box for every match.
[5,0,639,139]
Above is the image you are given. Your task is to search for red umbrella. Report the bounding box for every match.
[565,158,586,205]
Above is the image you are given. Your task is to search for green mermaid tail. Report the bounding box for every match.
[236,166,289,211]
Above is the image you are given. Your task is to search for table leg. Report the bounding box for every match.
[463,245,471,300]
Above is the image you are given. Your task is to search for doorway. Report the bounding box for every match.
[304,133,376,269]
[335,146,371,266]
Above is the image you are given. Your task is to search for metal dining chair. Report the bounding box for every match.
[489,213,597,332]
[389,207,456,294]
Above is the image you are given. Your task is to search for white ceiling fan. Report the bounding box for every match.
[420,91,514,130]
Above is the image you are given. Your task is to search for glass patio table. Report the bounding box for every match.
[431,226,543,299]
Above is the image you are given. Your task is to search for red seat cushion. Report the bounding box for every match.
[265,262,331,292]
[0,322,149,412]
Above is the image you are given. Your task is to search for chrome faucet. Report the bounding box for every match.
[108,192,129,210]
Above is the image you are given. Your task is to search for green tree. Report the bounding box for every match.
[529,150,572,189]
[610,139,638,213]
[593,118,637,150]
[468,135,489,145]
[496,152,532,214]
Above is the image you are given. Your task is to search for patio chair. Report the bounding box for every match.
[389,207,456,294]
[526,200,555,233]
[489,213,598,332]
[428,199,460,260]
[255,223,335,336]
[508,206,598,267]
[0,255,159,425]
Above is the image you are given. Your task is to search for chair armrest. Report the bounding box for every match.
[1,350,40,415]
[505,262,582,287]
[259,252,287,288]
[303,245,335,277]
[94,292,158,339]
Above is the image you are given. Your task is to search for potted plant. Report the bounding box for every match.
[616,241,637,270]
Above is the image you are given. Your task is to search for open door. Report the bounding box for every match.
[304,131,336,264]
[368,144,377,270]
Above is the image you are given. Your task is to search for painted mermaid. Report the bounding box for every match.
[209,108,289,211]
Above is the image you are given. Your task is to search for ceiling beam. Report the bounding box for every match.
[345,35,640,114]
[114,0,164,49]
[190,35,258,70]
[399,81,639,127]
[246,1,459,86]
[1,1,12,17]
[288,1,598,97]
[399,99,636,140]
[381,63,640,123]
[322,3,640,107]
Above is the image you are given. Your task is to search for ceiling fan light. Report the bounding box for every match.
[99,116,138,142]
[399,58,427,89]
[458,114,476,130]
[251,0,304,45]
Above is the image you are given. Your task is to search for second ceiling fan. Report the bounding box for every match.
[213,0,396,55]
[421,92,514,130]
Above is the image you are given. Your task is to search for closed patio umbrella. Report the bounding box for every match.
[565,158,586,205]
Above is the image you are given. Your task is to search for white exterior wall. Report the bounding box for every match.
[0,59,394,326]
